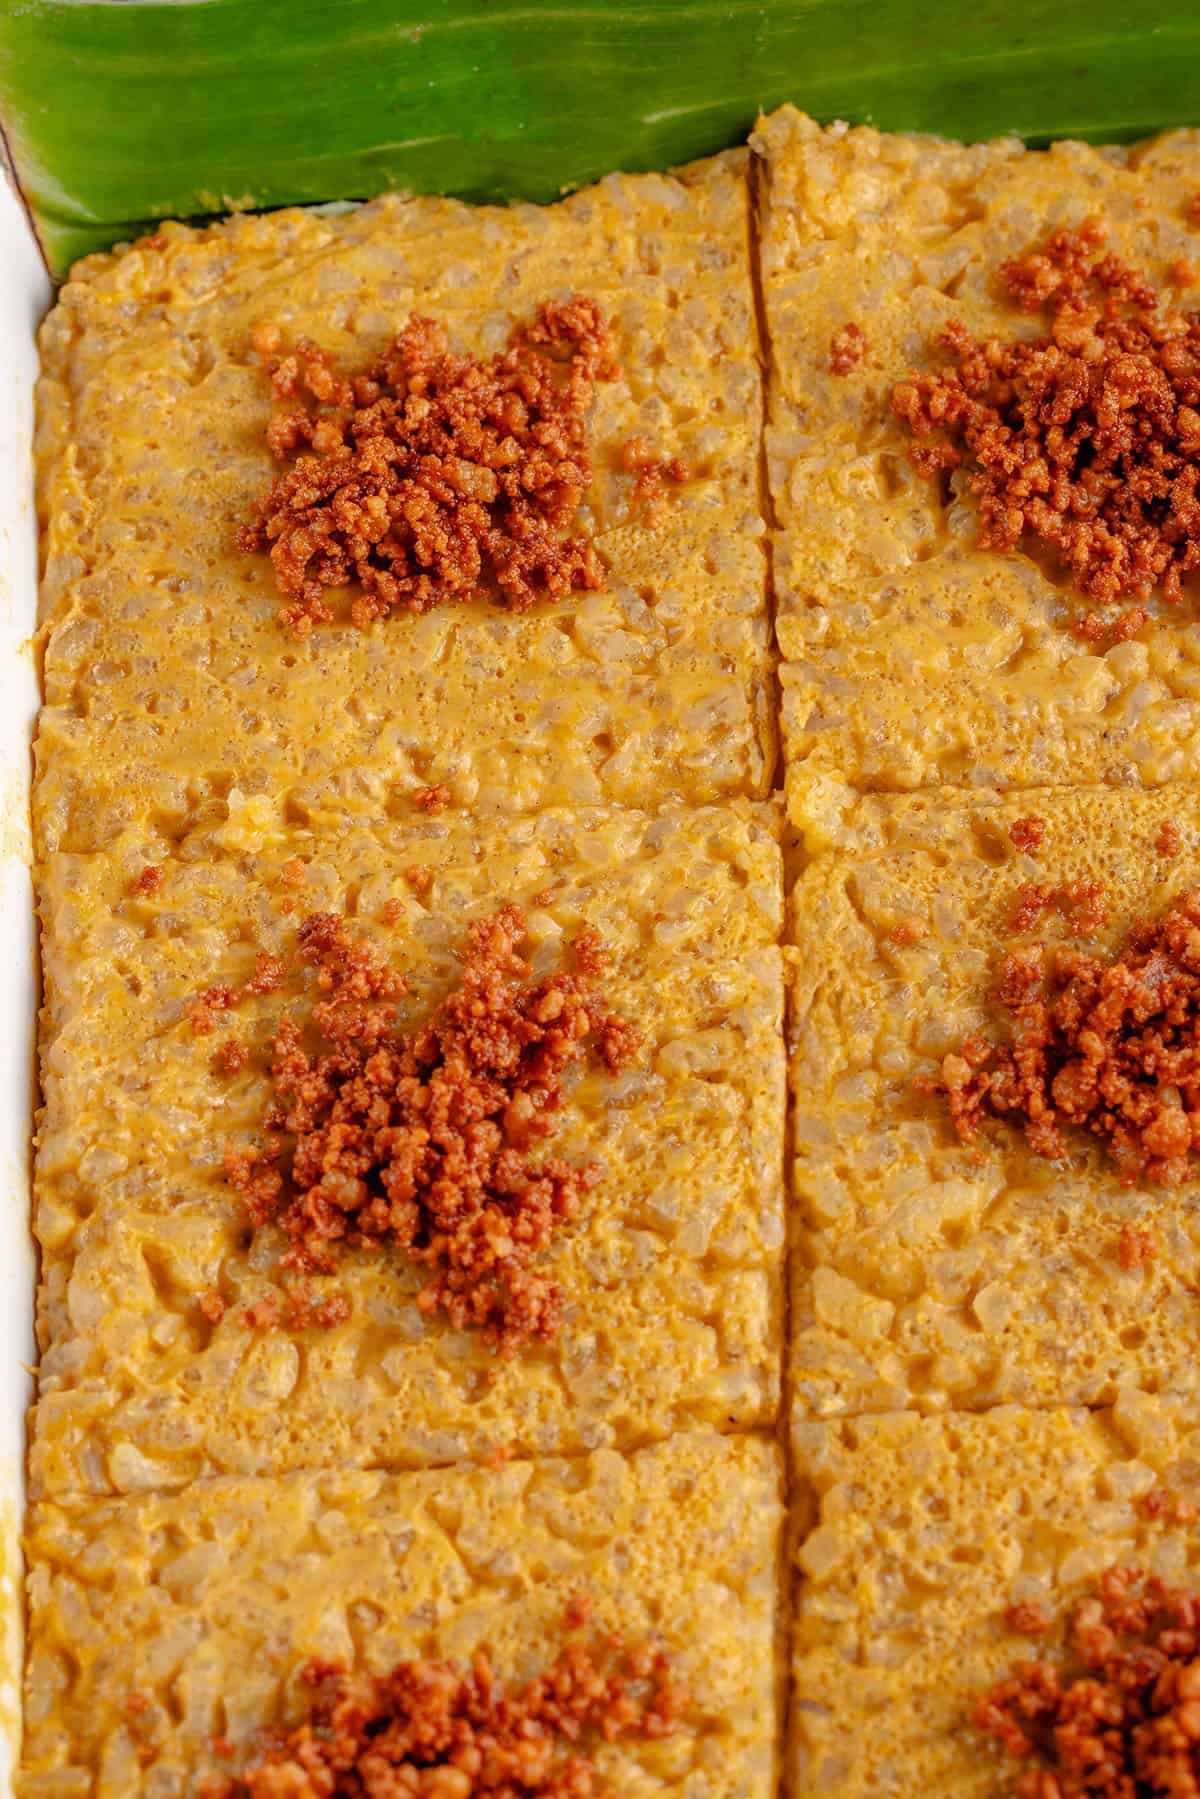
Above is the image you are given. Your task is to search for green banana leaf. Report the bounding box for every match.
[2,0,1199,278]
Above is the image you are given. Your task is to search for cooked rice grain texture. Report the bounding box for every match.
[32,804,784,1495]
[791,1399,1200,1797]
[753,107,1200,842]
[21,1432,782,1798]
[788,786,1200,1418]
[35,155,771,853]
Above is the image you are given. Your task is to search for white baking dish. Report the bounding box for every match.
[0,164,52,1791]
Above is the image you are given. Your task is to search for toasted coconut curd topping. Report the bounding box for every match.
[201,1611,686,1799]
[893,220,1200,614]
[239,302,620,637]
[975,1567,1200,1798]
[218,905,638,1348]
[1009,815,1048,855]
[619,435,691,523]
[1158,819,1184,858]
[829,321,868,375]
[1006,881,1109,937]
[927,888,1200,1182]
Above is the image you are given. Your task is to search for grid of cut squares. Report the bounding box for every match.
[28,105,1200,1799]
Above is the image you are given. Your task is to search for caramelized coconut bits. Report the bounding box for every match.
[931,888,1200,1182]
[220,905,638,1349]
[206,1618,686,1799]
[975,1568,1200,1798]
[893,220,1200,613]
[240,301,621,637]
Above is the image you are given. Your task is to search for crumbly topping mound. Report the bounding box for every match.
[975,1567,1200,1798]
[893,219,1200,611]
[223,905,638,1349]
[239,301,619,637]
[206,1615,685,1799]
[928,888,1200,1181]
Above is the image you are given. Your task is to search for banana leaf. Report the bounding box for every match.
[2,0,1199,278]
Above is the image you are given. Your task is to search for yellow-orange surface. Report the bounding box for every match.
[754,105,1200,841]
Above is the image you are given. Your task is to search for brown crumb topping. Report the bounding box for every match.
[620,434,690,523]
[927,887,1200,1181]
[893,219,1200,611]
[1004,1602,1054,1639]
[281,857,308,890]
[191,953,288,1035]
[213,1039,249,1077]
[239,1284,352,1333]
[975,1567,1200,1797]
[829,321,868,375]
[886,917,928,946]
[1006,879,1109,937]
[190,982,238,1036]
[405,865,433,896]
[1158,819,1184,857]
[221,905,638,1349]
[1143,1486,1199,1524]
[1071,603,1151,650]
[1188,194,1200,230]
[240,302,621,638]
[414,782,453,815]
[131,864,163,896]
[205,1615,686,1799]
[1009,815,1047,855]
[1118,1220,1158,1270]
[198,1291,227,1325]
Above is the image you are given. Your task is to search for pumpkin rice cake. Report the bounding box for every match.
[753,105,1200,843]
[788,784,1200,1419]
[791,1397,1200,1797]
[21,1430,782,1798]
[34,153,772,856]
[31,802,783,1495]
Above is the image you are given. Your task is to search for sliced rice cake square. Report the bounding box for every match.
[35,154,771,855]
[753,105,1200,842]
[788,785,1200,1418]
[32,802,784,1495]
[21,1430,782,1798]
[791,1398,1200,1796]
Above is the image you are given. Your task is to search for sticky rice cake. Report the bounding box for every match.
[752,105,1200,842]
[31,802,784,1495]
[790,1397,1200,1797]
[20,1430,783,1798]
[787,785,1200,1418]
[34,153,773,856]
